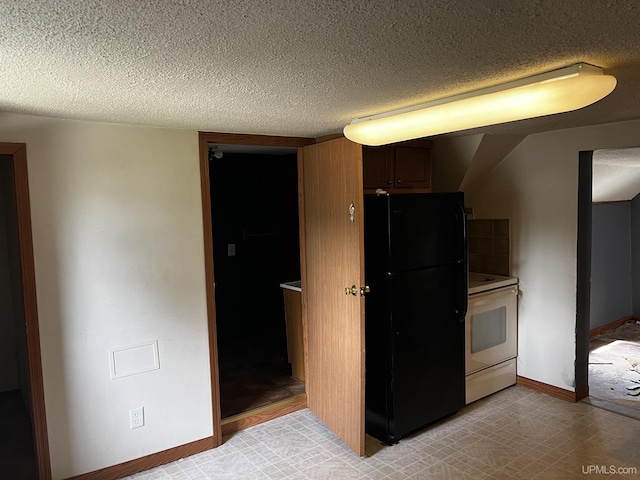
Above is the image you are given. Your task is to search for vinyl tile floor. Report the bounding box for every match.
[120,385,640,479]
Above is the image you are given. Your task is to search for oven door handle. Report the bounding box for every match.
[469,286,519,307]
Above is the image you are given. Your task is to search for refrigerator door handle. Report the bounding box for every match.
[456,202,469,323]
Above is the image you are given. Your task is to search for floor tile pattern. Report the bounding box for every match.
[121,386,640,479]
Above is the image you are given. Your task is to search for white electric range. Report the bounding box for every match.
[466,272,519,404]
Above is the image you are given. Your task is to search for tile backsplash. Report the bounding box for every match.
[468,219,510,276]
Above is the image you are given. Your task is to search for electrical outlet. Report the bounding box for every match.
[130,406,144,429]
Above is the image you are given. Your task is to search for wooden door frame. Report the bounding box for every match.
[197,132,314,442]
[0,143,51,480]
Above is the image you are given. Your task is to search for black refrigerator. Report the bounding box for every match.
[364,192,467,445]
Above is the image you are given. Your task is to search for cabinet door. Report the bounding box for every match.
[393,146,431,189]
[362,146,392,190]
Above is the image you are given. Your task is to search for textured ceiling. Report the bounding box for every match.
[593,148,640,203]
[2,0,640,202]
[1,0,640,141]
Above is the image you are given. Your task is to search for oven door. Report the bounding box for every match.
[465,285,518,375]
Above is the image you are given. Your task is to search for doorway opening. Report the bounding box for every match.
[198,133,314,440]
[208,145,304,420]
[0,144,50,480]
[578,147,640,419]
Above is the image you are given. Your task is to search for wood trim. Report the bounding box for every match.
[592,200,631,205]
[589,315,636,337]
[199,132,314,148]
[1,143,52,480]
[198,134,223,447]
[221,395,307,436]
[575,386,589,402]
[296,147,310,389]
[65,437,214,480]
[516,376,582,403]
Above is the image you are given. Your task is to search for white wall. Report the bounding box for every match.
[454,119,640,392]
[431,134,483,192]
[0,113,212,479]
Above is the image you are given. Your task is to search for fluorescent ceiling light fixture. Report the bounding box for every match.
[343,63,616,146]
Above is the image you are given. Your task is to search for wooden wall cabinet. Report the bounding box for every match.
[363,140,432,194]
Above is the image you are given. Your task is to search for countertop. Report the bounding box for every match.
[469,272,518,295]
[280,280,302,292]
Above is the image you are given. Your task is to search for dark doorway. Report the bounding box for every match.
[0,390,36,479]
[0,146,50,480]
[208,148,304,419]
[0,154,36,479]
